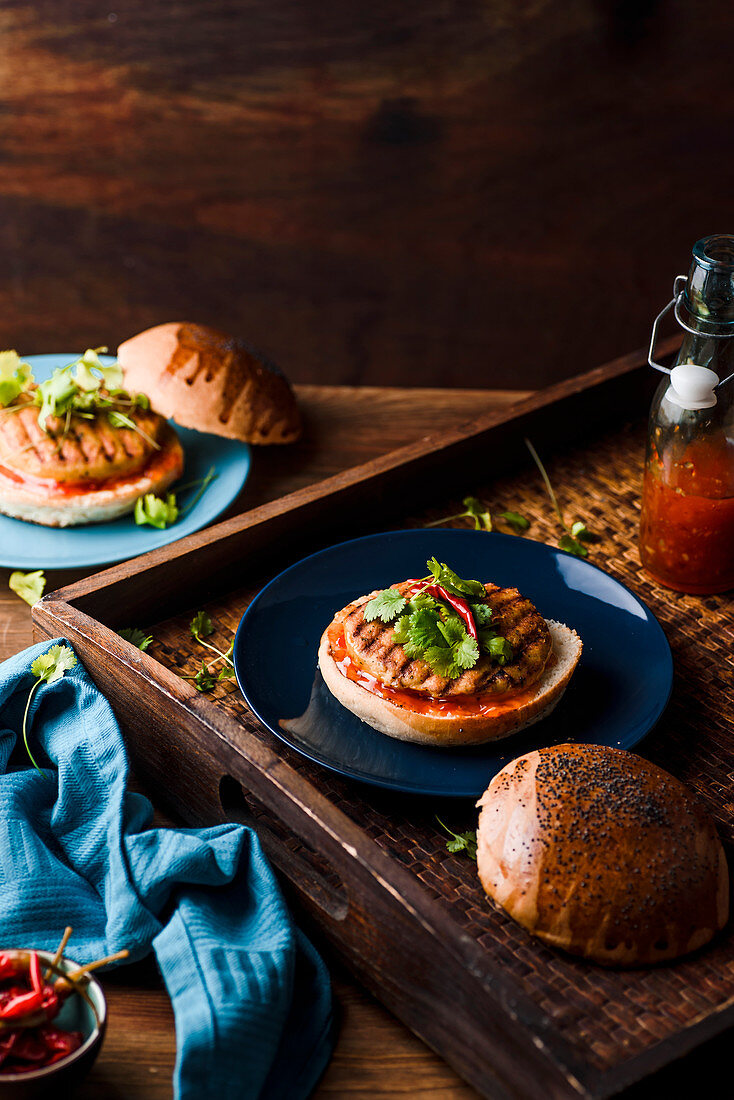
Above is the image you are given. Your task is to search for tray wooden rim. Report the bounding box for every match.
[33,332,725,1100]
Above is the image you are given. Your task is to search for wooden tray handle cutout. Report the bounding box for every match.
[218,775,349,923]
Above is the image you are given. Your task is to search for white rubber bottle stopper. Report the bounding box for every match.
[667,363,719,410]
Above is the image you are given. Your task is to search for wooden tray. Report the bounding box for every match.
[32,337,734,1100]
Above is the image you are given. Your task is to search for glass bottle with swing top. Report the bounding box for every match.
[639,234,734,594]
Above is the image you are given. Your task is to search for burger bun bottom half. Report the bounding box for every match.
[318,619,582,747]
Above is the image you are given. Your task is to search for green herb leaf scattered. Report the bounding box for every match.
[23,644,77,772]
[119,628,153,652]
[426,496,492,532]
[499,510,530,533]
[134,492,179,529]
[436,817,478,861]
[9,569,46,606]
[190,611,214,639]
[364,587,406,623]
[192,663,216,692]
[558,534,589,558]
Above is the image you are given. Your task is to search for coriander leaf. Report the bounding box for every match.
[478,627,498,653]
[499,510,530,533]
[469,602,493,628]
[423,646,461,680]
[436,817,478,861]
[73,359,104,393]
[391,614,413,644]
[192,663,216,692]
[30,644,76,685]
[462,496,492,532]
[406,607,444,651]
[488,636,513,665]
[190,611,214,639]
[408,592,440,614]
[23,645,76,773]
[452,633,480,671]
[559,534,589,558]
[218,665,236,681]
[364,588,406,623]
[9,569,46,606]
[119,627,153,652]
[134,491,179,529]
[437,617,467,647]
[134,393,150,409]
[426,558,486,599]
[0,350,33,407]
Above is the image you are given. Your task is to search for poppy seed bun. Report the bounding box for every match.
[118,323,301,445]
[0,425,183,527]
[318,612,582,747]
[477,744,729,966]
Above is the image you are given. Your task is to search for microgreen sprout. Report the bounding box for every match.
[426,496,492,532]
[524,438,596,557]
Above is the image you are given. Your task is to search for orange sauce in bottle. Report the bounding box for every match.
[639,435,734,594]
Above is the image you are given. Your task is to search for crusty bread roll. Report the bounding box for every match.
[117,323,301,444]
[477,744,729,966]
[318,616,582,747]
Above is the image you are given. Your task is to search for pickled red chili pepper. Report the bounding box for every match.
[0,950,82,1075]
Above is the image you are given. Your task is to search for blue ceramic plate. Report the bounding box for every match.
[0,354,251,569]
[234,529,673,798]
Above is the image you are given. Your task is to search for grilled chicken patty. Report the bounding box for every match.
[0,392,167,483]
[340,580,552,698]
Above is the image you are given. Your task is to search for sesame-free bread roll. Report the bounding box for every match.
[118,323,301,444]
[477,743,728,966]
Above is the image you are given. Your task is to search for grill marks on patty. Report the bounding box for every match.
[340,581,552,698]
[0,395,166,483]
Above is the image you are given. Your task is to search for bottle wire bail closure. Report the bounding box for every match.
[648,275,734,388]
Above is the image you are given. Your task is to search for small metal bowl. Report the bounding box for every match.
[0,949,106,1099]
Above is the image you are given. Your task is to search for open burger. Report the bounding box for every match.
[318,558,582,746]
[0,349,183,527]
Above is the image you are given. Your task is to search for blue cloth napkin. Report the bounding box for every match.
[0,639,334,1099]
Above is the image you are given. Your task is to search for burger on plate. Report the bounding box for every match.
[318,558,582,747]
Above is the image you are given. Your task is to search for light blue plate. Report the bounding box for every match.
[234,529,673,798]
[0,354,251,569]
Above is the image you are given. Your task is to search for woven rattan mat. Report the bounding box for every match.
[153,418,734,1072]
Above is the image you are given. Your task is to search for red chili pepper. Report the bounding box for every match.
[405,579,479,640]
[0,954,22,981]
[0,989,45,1020]
[29,952,42,996]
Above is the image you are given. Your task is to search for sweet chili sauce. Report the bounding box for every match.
[639,234,734,595]
[640,433,734,594]
[326,622,538,720]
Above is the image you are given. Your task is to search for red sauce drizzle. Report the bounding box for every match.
[0,446,180,500]
[327,622,538,720]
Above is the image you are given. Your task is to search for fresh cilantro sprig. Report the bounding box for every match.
[22,645,77,772]
[364,588,406,623]
[119,628,153,652]
[426,498,531,537]
[364,560,513,681]
[436,817,478,861]
[8,569,46,606]
[426,496,492,532]
[525,438,596,557]
[426,558,486,599]
[185,612,235,692]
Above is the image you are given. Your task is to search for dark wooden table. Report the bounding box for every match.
[0,384,527,1099]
